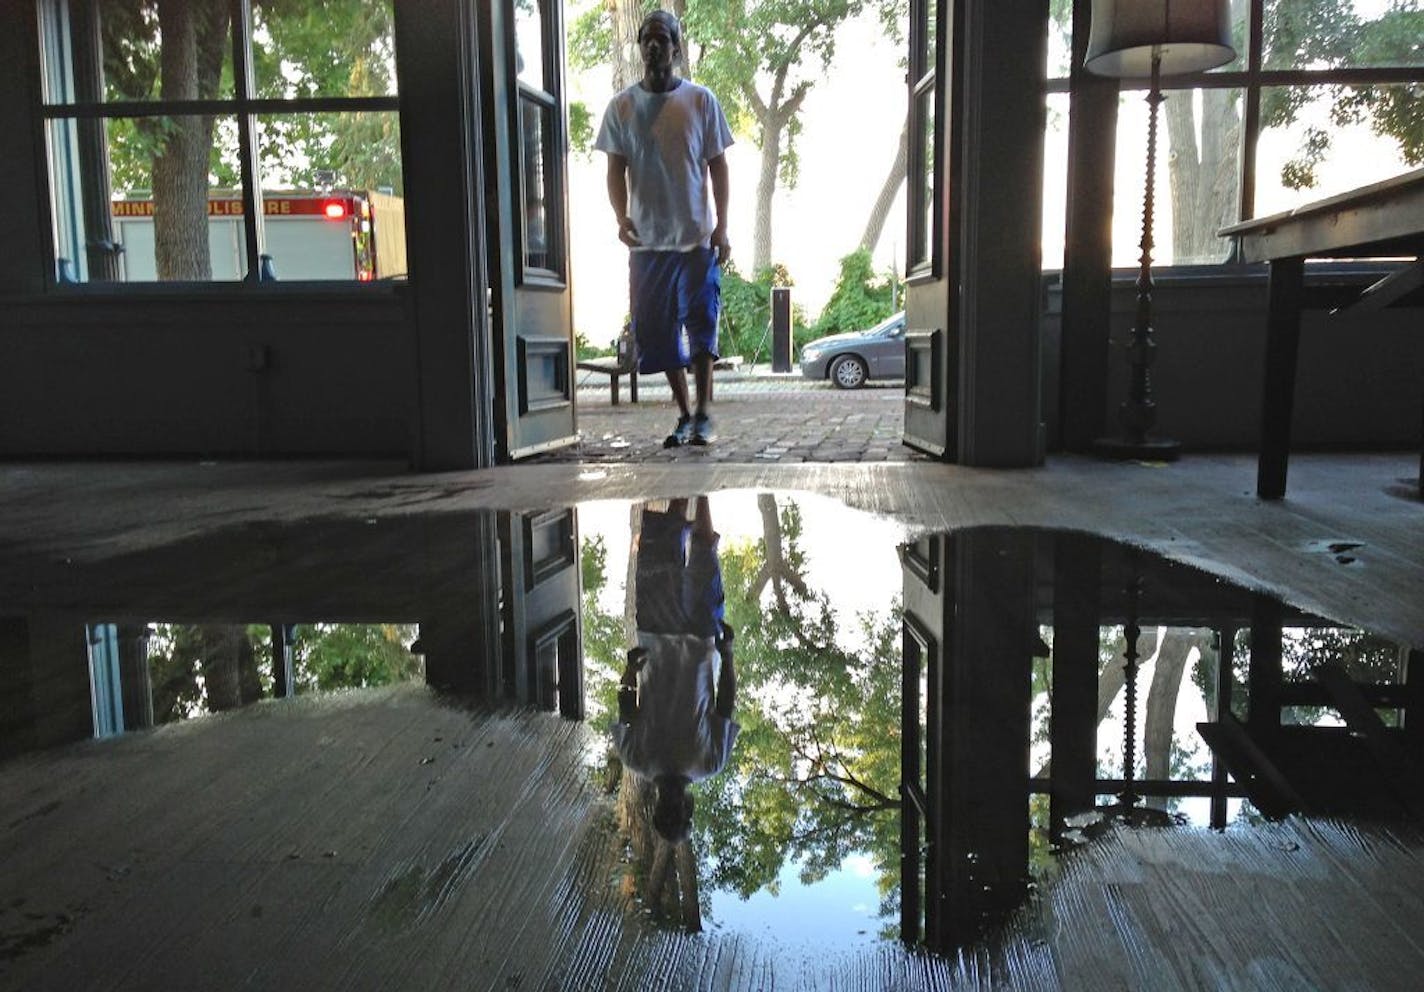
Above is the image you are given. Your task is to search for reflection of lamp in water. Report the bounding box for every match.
[1101,556,1172,826]
[1086,1,1235,460]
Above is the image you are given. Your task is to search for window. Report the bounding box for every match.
[906,0,939,277]
[1048,0,1424,269]
[37,0,404,285]
[513,0,565,283]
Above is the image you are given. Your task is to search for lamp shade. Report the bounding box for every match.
[1085,0,1235,78]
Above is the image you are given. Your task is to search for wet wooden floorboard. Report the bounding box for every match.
[4,684,1424,990]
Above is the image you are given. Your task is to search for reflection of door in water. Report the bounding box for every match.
[499,508,583,716]
[480,0,578,460]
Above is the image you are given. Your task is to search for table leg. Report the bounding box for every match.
[610,374,620,406]
[1257,256,1304,500]
[630,369,638,403]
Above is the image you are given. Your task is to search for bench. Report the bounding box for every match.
[576,358,639,405]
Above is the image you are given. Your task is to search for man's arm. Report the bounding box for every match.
[714,623,736,719]
[619,646,646,724]
[605,153,641,247]
[708,153,730,265]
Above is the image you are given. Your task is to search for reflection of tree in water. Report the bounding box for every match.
[1033,626,1216,819]
[709,496,903,925]
[581,495,905,931]
[145,621,419,723]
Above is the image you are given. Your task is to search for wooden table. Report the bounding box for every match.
[1219,168,1424,499]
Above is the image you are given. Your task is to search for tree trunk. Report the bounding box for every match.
[1163,2,1242,267]
[152,0,229,281]
[752,106,781,272]
[607,0,644,92]
[860,115,910,253]
[1142,628,1200,809]
[1165,90,1203,264]
[751,493,808,612]
[198,625,260,712]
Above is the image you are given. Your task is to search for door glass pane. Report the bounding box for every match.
[520,97,555,273]
[257,111,406,280]
[1263,0,1424,70]
[252,0,398,98]
[1257,83,1422,216]
[1111,87,1243,267]
[920,0,937,74]
[909,85,935,272]
[40,0,235,104]
[49,114,241,282]
[514,0,547,92]
[1042,93,1069,271]
[1047,2,1072,79]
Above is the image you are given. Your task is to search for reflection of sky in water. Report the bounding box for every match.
[579,491,906,657]
[705,855,886,948]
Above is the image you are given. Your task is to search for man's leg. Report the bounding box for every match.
[666,366,692,417]
[632,251,694,446]
[680,248,721,445]
[691,353,713,415]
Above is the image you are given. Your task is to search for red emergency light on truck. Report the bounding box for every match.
[110,190,407,281]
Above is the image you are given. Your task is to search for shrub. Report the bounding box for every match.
[812,248,903,338]
[719,260,811,358]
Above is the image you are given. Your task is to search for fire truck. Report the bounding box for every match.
[109,190,407,281]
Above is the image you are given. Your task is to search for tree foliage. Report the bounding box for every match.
[144,621,420,722]
[811,247,902,336]
[717,259,813,356]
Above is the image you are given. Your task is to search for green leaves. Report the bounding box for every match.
[811,248,901,337]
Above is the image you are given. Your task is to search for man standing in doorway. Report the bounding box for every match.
[595,9,733,447]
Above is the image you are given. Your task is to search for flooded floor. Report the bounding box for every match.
[2,480,1421,989]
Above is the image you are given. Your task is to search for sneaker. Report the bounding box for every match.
[689,412,715,446]
[664,414,693,448]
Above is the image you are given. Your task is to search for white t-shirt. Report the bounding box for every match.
[611,631,739,782]
[594,79,734,252]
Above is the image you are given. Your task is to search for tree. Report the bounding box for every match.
[812,247,902,336]
[101,0,231,279]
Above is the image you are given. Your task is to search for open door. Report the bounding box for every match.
[901,1,1046,465]
[902,0,954,457]
[478,1,579,460]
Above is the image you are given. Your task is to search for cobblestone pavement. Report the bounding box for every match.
[529,372,927,464]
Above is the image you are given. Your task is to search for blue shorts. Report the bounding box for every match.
[629,247,721,374]
[635,508,725,638]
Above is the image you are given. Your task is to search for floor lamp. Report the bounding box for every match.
[1086,1,1235,461]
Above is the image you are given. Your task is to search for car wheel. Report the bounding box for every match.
[829,355,868,389]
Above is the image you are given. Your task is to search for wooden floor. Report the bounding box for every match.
[1,453,1422,989]
[2,685,1421,991]
[3,452,1421,643]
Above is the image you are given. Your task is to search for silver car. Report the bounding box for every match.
[798,311,907,389]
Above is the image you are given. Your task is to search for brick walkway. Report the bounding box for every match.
[530,371,926,463]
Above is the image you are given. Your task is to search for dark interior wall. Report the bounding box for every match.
[0,296,415,457]
[1044,272,1424,450]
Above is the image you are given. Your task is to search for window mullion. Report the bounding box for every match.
[230,0,264,282]
[1238,0,1266,228]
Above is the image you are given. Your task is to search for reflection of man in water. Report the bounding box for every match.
[615,496,738,844]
